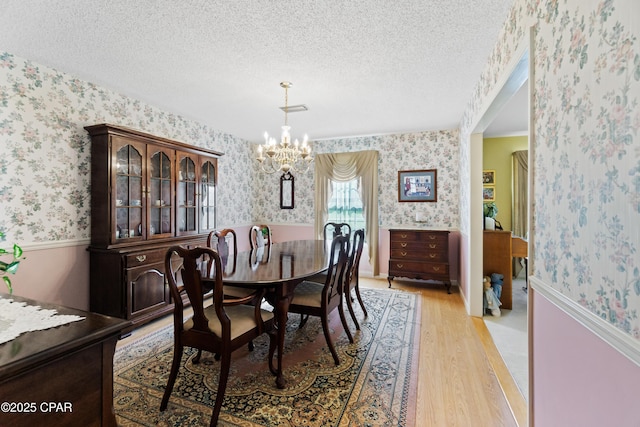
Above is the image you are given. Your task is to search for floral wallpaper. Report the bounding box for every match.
[0,51,461,247]
[251,130,460,229]
[0,51,254,242]
[461,0,640,341]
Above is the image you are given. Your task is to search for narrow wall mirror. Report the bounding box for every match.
[280,172,294,209]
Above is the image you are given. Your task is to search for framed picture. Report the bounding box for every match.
[482,170,496,184]
[483,186,496,201]
[398,169,437,202]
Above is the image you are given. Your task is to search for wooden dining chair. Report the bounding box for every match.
[323,222,351,242]
[287,235,352,365]
[208,228,263,351]
[161,245,276,427]
[249,224,272,250]
[343,229,367,329]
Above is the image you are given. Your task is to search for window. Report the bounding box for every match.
[327,179,365,232]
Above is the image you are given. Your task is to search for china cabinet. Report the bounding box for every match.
[387,228,451,292]
[86,124,223,331]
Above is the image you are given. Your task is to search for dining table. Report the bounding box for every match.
[203,239,332,389]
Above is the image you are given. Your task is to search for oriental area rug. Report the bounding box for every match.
[113,288,420,426]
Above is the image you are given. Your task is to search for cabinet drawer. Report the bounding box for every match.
[390,239,447,251]
[389,230,423,242]
[125,249,166,267]
[389,260,449,276]
[390,230,448,245]
[390,248,447,262]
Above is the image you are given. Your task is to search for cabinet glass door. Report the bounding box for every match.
[115,144,143,240]
[149,149,173,238]
[199,160,216,232]
[177,155,197,235]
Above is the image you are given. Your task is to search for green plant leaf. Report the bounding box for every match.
[5,261,19,275]
[12,244,23,259]
[2,276,12,294]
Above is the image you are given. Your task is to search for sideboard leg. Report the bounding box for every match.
[387,276,393,288]
[445,281,452,294]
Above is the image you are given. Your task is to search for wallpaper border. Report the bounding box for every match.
[530,276,640,368]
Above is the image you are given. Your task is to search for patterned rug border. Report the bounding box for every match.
[114,287,421,426]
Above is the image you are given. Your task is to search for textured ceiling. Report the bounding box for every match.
[0,0,524,142]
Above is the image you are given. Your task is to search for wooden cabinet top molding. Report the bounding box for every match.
[84,123,224,157]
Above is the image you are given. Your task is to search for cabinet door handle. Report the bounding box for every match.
[429,253,437,258]
[401,233,408,238]
[136,255,147,263]
[401,242,407,248]
[432,266,440,271]
[396,263,403,269]
[429,244,437,249]
[429,235,436,240]
[401,251,407,257]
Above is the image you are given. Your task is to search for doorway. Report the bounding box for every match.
[472,46,531,405]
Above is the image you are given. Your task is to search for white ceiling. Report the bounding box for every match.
[0,0,526,143]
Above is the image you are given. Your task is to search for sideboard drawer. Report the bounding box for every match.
[389,260,449,276]
[125,249,166,267]
[390,248,448,262]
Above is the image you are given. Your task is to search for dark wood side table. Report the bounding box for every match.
[388,228,451,292]
[0,294,130,427]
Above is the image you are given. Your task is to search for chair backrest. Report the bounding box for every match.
[344,229,365,292]
[322,234,351,304]
[207,228,237,275]
[165,245,222,334]
[249,225,272,250]
[165,245,263,338]
[323,222,351,242]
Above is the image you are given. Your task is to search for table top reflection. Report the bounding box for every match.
[221,240,331,286]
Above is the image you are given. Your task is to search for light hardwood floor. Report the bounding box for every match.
[118,277,526,426]
[366,277,526,427]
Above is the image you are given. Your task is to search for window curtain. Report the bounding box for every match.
[314,150,379,275]
[512,150,528,238]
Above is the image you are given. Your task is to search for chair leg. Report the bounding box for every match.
[210,350,231,427]
[338,298,354,343]
[321,314,340,365]
[194,349,203,363]
[354,279,368,317]
[248,340,254,351]
[160,344,183,411]
[298,313,309,329]
[345,290,360,330]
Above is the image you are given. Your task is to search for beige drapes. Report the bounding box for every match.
[314,150,379,275]
[512,150,528,238]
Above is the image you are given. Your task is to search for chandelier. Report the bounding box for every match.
[256,81,313,174]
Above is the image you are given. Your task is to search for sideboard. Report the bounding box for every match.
[0,294,130,427]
